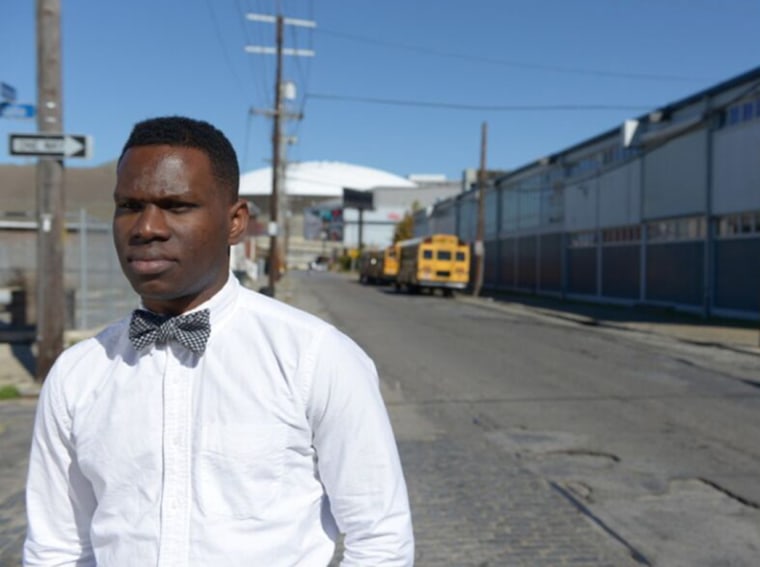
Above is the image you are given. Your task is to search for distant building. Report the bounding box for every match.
[239,161,463,267]
[416,65,760,320]
[342,180,463,249]
[239,160,417,217]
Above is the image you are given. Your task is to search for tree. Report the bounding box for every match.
[392,200,421,243]
[393,212,414,243]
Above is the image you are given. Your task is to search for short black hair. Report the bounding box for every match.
[119,116,239,200]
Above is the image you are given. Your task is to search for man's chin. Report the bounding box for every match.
[128,276,177,302]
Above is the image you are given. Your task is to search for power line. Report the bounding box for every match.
[307,93,653,112]
[236,0,271,108]
[242,110,253,171]
[202,0,251,101]
[285,5,314,153]
[318,27,709,84]
[288,13,314,106]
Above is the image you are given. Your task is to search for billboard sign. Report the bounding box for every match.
[342,187,374,211]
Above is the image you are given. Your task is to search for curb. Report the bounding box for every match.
[454,292,760,357]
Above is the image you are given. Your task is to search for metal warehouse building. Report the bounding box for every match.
[415,66,760,320]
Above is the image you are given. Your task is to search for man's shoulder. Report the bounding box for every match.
[41,316,131,402]
[56,316,130,369]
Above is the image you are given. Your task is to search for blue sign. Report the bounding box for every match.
[0,82,17,103]
[0,102,36,119]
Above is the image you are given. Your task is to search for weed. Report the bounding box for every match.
[0,385,21,400]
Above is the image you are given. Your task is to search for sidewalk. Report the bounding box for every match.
[3,273,758,398]
[458,289,760,356]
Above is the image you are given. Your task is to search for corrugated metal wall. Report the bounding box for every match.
[643,130,708,219]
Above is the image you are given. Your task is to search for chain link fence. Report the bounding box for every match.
[0,209,138,332]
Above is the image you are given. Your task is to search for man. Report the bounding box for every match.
[24,116,414,566]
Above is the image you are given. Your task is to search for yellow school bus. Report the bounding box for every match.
[382,243,400,282]
[396,234,470,296]
[358,249,385,284]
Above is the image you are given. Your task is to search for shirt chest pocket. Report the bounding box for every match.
[195,423,287,520]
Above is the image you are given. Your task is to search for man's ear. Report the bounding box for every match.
[228,199,250,245]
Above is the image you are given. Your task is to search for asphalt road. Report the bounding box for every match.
[296,270,760,567]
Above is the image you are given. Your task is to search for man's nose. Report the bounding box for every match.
[132,205,169,241]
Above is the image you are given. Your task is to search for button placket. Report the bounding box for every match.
[157,348,193,567]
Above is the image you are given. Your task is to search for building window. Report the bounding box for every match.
[724,99,760,129]
[602,224,641,244]
[743,101,754,121]
[569,230,597,248]
[718,216,739,236]
[601,145,639,166]
[728,106,741,125]
[741,213,755,233]
[647,216,705,242]
[566,155,603,179]
[715,212,760,238]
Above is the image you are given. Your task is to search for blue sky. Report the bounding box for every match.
[1,0,758,180]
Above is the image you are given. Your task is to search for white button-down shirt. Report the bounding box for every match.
[24,274,413,566]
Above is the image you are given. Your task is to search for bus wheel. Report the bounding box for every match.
[443,288,454,298]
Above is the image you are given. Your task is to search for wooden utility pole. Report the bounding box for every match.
[245,11,314,297]
[35,0,65,381]
[268,14,284,296]
[472,122,488,297]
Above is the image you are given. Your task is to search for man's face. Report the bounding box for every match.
[113,144,247,315]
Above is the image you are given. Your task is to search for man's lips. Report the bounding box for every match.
[127,256,175,275]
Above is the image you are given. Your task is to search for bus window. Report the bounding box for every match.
[456,251,466,261]
[437,251,452,260]
[423,250,433,259]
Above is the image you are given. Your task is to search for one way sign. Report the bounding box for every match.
[9,133,92,159]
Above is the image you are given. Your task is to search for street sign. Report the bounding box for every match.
[0,102,36,119]
[8,133,92,159]
[1,82,17,103]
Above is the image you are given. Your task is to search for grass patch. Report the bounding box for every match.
[0,385,21,400]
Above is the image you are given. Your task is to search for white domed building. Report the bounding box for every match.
[235,161,462,273]
[240,161,417,202]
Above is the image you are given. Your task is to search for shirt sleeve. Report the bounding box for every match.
[24,363,97,566]
[306,326,414,566]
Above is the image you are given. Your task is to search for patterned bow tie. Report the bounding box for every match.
[128,308,211,354]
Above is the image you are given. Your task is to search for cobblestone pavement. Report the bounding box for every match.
[398,435,640,566]
[0,400,35,566]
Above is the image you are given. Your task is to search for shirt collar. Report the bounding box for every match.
[187,272,239,331]
[137,272,239,331]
